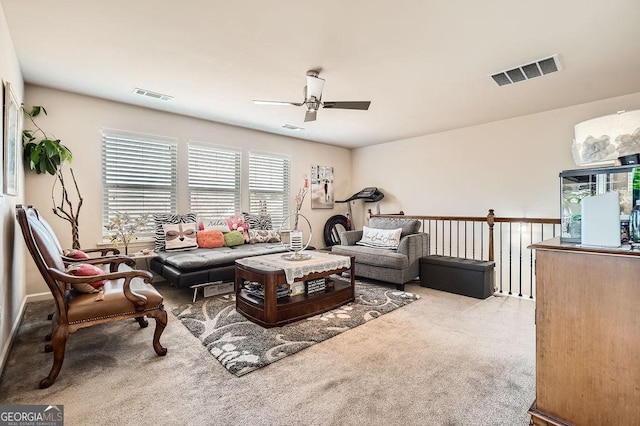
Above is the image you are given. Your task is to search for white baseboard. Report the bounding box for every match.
[26,292,53,303]
[0,297,27,376]
[0,292,52,376]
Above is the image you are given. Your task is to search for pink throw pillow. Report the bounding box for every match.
[67,263,106,292]
[226,214,250,242]
[64,249,90,259]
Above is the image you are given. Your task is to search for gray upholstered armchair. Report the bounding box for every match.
[331,217,429,290]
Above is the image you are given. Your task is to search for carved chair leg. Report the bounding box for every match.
[149,306,168,356]
[135,316,149,328]
[40,325,69,389]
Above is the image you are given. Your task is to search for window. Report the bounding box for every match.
[248,151,290,228]
[102,129,177,236]
[188,142,241,218]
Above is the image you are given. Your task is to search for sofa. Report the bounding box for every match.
[149,212,289,288]
[150,243,288,288]
[331,217,429,290]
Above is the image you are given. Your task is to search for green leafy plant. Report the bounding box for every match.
[106,212,150,255]
[22,105,82,248]
[22,105,72,175]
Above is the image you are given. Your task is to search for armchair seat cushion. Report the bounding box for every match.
[331,245,408,269]
[67,275,164,324]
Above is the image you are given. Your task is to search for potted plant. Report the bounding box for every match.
[22,105,83,249]
[105,211,150,255]
[22,106,72,174]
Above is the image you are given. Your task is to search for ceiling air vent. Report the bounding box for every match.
[282,124,304,131]
[132,87,173,101]
[490,54,562,86]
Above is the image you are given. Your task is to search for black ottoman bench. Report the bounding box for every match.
[419,255,495,299]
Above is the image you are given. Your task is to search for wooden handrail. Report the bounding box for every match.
[376,214,489,222]
[493,217,560,224]
[374,212,560,224]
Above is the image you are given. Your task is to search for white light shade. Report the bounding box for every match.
[572,110,640,166]
[306,75,325,99]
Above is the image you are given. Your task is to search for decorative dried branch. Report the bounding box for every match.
[51,167,84,249]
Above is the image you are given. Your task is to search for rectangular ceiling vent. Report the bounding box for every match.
[282,124,304,131]
[132,87,173,101]
[491,54,562,87]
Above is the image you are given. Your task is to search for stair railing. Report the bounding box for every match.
[372,210,561,299]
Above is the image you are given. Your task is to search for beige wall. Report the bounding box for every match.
[23,85,352,294]
[0,4,25,371]
[351,92,640,226]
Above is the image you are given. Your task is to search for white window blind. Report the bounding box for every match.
[188,142,241,218]
[248,151,290,228]
[102,129,178,236]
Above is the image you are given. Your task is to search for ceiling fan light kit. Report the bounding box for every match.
[253,70,371,122]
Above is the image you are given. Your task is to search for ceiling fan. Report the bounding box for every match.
[253,70,371,122]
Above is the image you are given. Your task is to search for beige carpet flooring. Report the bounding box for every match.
[0,280,536,426]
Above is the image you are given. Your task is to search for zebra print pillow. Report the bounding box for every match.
[153,213,197,251]
[242,212,272,230]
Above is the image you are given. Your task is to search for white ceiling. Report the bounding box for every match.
[2,0,640,148]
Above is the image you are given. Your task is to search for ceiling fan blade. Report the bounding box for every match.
[304,110,317,122]
[322,101,371,110]
[306,75,325,99]
[253,100,304,106]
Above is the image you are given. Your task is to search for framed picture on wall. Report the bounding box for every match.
[0,80,4,198]
[3,81,19,195]
[311,165,334,209]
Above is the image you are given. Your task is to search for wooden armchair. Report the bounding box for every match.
[16,205,167,388]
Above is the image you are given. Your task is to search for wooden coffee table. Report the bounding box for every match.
[235,252,355,328]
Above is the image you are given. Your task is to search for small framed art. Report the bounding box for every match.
[311,165,334,209]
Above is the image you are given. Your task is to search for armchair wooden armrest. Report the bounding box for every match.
[83,247,121,256]
[48,267,154,308]
[64,255,136,272]
[62,247,123,264]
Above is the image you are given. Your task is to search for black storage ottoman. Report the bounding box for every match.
[419,255,495,299]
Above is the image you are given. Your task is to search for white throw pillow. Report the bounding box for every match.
[163,223,199,251]
[356,226,403,250]
[198,218,230,233]
[153,212,197,250]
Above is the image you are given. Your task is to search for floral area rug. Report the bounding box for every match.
[171,281,421,376]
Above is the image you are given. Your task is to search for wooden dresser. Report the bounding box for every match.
[529,238,640,425]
